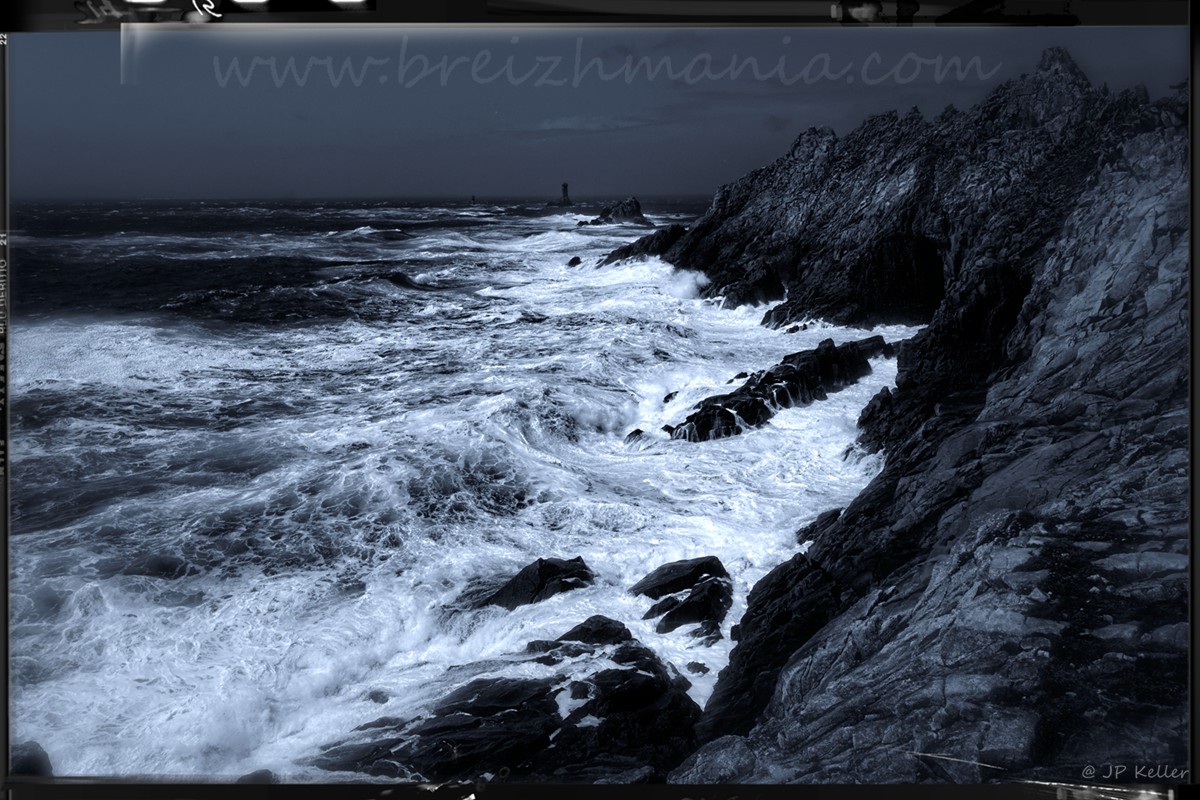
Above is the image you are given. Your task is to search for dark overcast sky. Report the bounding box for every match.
[10,26,1188,201]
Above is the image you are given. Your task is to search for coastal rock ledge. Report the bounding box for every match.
[635,47,1188,783]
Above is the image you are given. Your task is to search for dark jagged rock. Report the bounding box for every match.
[235,769,279,784]
[630,555,729,599]
[692,555,843,743]
[477,556,595,610]
[663,391,678,403]
[557,615,634,646]
[600,224,687,265]
[655,577,733,634]
[633,556,733,638]
[322,677,563,780]
[670,336,893,442]
[11,741,53,777]
[311,619,700,783]
[643,594,680,619]
[689,620,723,646]
[567,256,582,266]
[644,49,1176,331]
[524,638,593,665]
[671,50,1188,783]
[586,197,652,226]
[623,429,644,445]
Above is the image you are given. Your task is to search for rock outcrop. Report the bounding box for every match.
[632,556,734,636]
[630,556,729,598]
[601,224,687,265]
[311,617,700,782]
[660,48,1188,783]
[667,336,893,442]
[580,197,652,226]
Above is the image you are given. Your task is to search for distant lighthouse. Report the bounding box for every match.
[547,182,574,207]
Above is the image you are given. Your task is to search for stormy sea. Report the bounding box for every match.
[9,199,916,780]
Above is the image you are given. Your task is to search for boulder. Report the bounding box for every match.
[10,741,53,777]
[557,614,634,646]
[630,555,729,599]
[655,577,733,634]
[478,556,595,610]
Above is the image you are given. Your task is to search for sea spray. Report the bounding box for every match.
[10,200,917,779]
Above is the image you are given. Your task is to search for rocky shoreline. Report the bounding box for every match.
[632,47,1186,783]
[17,47,1184,787]
[308,554,739,783]
[311,46,1187,784]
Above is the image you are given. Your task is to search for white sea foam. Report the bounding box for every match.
[9,206,918,780]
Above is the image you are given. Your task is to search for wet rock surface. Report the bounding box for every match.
[666,49,1188,783]
[476,556,595,610]
[630,556,729,599]
[235,769,279,784]
[668,336,893,442]
[311,617,700,782]
[600,224,687,265]
[581,197,653,226]
[631,556,735,636]
[11,741,54,777]
[652,576,733,635]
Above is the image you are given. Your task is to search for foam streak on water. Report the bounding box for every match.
[9,202,918,780]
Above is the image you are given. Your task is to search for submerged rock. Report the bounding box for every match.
[478,556,595,611]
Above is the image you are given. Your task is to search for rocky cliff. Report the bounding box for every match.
[628,48,1188,783]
